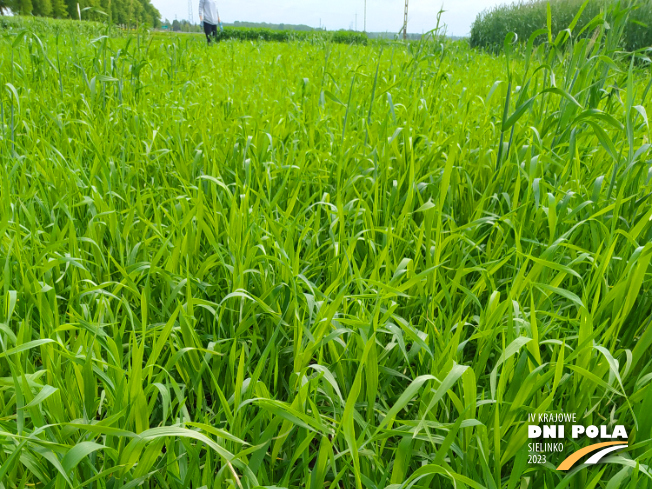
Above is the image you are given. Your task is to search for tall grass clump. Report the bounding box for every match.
[624,0,652,51]
[470,0,652,52]
[0,3,652,489]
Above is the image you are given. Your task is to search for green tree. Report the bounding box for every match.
[12,0,33,14]
[110,0,126,24]
[64,0,76,19]
[32,0,53,16]
[51,0,67,17]
[3,0,159,26]
[144,1,159,27]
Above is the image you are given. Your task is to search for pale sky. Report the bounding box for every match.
[155,0,506,37]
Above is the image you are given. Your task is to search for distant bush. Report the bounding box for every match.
[470,0,651,53]
[330,30,368,44]
[213,27,367,45]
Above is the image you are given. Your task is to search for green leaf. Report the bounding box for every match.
[0,339,55,359]
[324,90,345,106]
[490,337,532,399]
[61,442,105,473]
[20,385,58,410]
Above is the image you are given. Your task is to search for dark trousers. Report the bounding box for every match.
[204,22,218,44]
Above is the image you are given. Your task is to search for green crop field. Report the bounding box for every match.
[470,0,652,52]
[0,3,651,488]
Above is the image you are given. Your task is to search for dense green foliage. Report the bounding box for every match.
[167,18,202,33]
[0,15,104,34]
[209,27,367,45]
[470,0,652,52]
[217,22,421,41]
[2,0,160,28]
[1,8,652,489]
[156,25,368,44]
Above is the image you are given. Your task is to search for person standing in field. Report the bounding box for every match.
[199,0,220,44]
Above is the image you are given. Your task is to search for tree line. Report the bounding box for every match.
[0,0,161,28]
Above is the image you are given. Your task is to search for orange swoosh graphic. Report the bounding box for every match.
[556,442,627,470]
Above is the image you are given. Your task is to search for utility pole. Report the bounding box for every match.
[355,13,357,31]
[188,0,193,24]
[403,0,408,40]
[364,0,366,32]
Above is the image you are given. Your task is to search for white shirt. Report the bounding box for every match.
[199,0,219,25]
